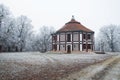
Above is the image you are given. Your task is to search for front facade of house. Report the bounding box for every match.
[52,16,94,53]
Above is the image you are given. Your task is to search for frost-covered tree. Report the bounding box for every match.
[95,24,120,52]
[0,4,56,52]
[0,4,12,52]
[15,15,33,51]
[32,26,55,52]
[2,18,17,51]
[0,4,10,22]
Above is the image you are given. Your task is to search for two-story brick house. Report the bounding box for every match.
[52,16,94,53]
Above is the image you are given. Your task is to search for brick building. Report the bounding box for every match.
[52,16,94,53]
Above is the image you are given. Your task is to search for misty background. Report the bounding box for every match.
[0,0,120,52]
[1,0,120,36]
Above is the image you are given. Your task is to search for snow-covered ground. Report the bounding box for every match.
[0,52,112,80]
[62,54,120,80]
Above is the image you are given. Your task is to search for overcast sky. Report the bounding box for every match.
[0,0,120,36]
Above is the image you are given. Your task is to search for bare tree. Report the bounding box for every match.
[0,4,34,52]
[0,4,56,52]
[0,4,10,23]
[32,26,55,52]
[96,24,120,52]
[15,15,33,51]
[0,4,12,52]
[3,18,17,51]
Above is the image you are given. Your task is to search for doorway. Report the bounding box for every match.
[67,45,71,53]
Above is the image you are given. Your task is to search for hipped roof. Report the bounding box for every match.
[56,16,94,33]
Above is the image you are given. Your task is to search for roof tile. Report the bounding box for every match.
[57,17,94,33]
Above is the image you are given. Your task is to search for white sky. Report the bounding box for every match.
[0,0,120,36]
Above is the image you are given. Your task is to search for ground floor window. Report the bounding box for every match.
[83,44,86,49]
[53,44,57,51]
[83,44,91,49]
[88,44,91,49]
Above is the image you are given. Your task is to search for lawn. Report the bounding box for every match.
[0,52,112,80]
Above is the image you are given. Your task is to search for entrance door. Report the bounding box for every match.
[67,45,71,53]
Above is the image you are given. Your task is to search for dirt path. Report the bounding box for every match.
[61,55,120,80]
[103,57,120,80]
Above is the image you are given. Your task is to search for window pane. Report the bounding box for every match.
[67,34,71,42]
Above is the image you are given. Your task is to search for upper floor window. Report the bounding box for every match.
[87,34,91,39]
[67,34,71,42]
[83,34,86,39]
[53,35,57,41]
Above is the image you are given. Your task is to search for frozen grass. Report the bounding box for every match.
[62,54,120,80]
[102,56,120,80]
[0,52,112,80]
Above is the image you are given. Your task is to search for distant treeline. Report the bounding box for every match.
[0,4,54,52]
